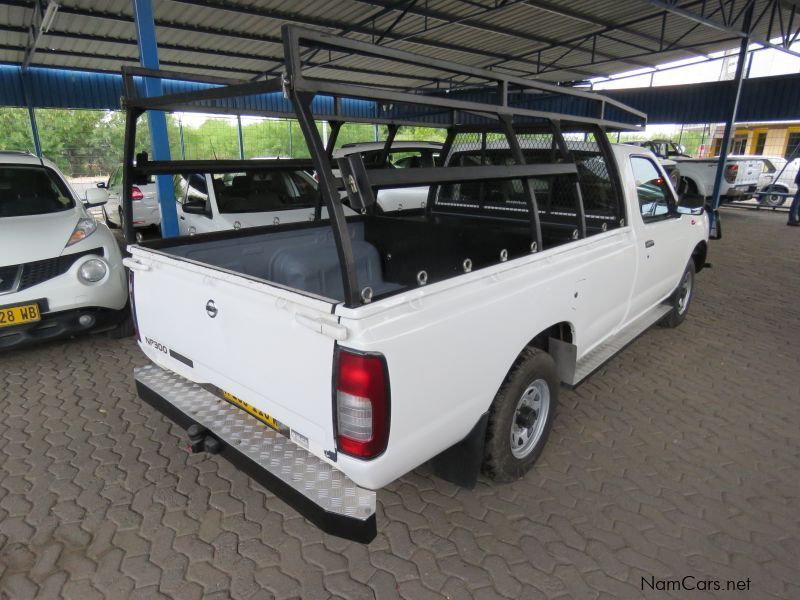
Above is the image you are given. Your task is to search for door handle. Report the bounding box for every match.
[645,240,655,248]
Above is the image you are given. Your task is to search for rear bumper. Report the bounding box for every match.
[0,305,126,350]
[723,184,757,197]
[133,363,377,543]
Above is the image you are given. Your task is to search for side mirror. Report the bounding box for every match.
[182,200,209,216]
[96,181,107,189]
[84,187,109,207]
[677,192,705,215]
[677,205,705,216]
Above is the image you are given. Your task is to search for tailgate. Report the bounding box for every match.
[126,247,342,455]
[735,160,761,185]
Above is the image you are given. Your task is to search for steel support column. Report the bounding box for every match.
[20,72,42,157]
[27,105,42,157]
[710,4,754,211]
[237,115,244,159]
[132,0,179,238]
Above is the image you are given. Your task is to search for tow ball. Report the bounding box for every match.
[187,424,223,455]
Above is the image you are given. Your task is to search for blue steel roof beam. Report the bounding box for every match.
[640,0,800,58]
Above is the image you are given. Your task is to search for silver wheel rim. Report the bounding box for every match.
[677,269,693,315]
[510,379,550,459]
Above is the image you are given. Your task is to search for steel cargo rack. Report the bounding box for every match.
[121,24,647,309]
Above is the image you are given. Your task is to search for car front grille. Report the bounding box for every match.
[1,248,105,293]
[0,265,19,293]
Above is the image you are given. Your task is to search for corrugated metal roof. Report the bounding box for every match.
[2,0,794,88]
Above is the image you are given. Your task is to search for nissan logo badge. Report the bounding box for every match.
[206,300,218,318]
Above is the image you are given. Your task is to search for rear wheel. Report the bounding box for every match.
[483,348,559,482]
[119,209,144,242]
[660,260,695,328]
[761,186,787,207]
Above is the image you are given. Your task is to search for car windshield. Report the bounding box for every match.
[0,165,75,218]
[210,170,319,214]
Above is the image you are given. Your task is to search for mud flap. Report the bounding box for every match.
[429,412,489,488]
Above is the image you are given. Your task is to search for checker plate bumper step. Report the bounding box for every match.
[134,363,377,543]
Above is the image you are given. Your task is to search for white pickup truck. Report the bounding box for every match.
[630,140,762,201]
[122,27,708,542]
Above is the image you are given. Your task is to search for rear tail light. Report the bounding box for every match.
[335,349,389,459]
[724,164,738,183]
[128,270,140,341]
[131,186,144,201]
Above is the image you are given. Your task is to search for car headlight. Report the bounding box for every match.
[78,258,107,283]
[66,218,97,247]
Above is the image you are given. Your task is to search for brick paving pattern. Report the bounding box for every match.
[1,208,798,599]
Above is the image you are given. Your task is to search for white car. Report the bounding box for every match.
[756,156,799,206]
[332,141,441,212]
[174,163,355,236]
[0,152,130,349]
[100,166,161,238]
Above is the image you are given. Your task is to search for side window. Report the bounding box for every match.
[109,168,121,189]
[390,151,427,169]
[283,171,319,207]
[631,156,676,222]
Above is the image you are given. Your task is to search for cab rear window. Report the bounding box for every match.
[0,165,75,218]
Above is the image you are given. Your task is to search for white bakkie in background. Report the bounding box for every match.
[628,139,762,201]
[0,152,130,350]
[332,141,441,212]
[127,143,708,541]
[171,163,354,235]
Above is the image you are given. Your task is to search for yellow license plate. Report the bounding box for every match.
[0,303,41,328]
[222,390,280,431]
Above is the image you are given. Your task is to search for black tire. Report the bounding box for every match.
[659,260,696,328]
[482,348,559,482]
[102,206,119,229]
[761,186,787,207]
[120,209,144,243]
[107,311,135,339]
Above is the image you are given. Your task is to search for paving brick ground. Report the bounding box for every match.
[1,208,798,599]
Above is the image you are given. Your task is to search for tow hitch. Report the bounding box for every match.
[187,424,222,454]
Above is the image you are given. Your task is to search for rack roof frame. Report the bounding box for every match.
[122,25,646,132]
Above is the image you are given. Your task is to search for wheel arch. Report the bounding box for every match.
[691,240,708,273]
[681,175,703,197]
[431,320,575,488]
[507,320,577,386]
